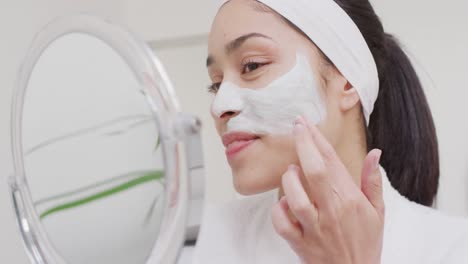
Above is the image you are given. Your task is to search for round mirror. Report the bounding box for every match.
[9,15,204,264]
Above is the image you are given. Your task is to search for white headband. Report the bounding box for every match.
[215,0,379,124]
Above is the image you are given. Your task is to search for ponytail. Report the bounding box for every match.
[329,0,440,206]
[367,34,439,206]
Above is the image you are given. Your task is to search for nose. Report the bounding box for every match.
[211,81,244,121]
[219,110,240,120]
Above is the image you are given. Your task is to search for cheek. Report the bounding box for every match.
[262,135,294,155]
[237,55,326,135]
[317,88,343,141]
[231,135,298,195]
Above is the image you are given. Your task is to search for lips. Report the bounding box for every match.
[222,131,259,158]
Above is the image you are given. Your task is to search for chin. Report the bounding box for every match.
[231,167,280,196]
[226,134,297,195]
[233,177,273,196]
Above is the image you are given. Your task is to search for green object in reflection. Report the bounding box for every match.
[39,170,164,220]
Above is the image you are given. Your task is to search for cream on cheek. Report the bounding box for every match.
[211,54,326,135]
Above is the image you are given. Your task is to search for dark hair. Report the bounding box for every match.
[333,0,439,206]
[252,0,439,206]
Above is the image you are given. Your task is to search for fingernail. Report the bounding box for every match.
[293,118,305,136]
[294,115,306,125]
[373,149,382,170]
[280,196,287,203]
[288,164,298,172]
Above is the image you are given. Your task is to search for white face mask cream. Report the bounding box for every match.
[211,54,326,135]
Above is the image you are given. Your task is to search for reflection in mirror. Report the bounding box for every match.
[21,33,164,264]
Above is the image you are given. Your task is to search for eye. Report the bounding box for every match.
[207,82,221,93]
[242,61,267,74]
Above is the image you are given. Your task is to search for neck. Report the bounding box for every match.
[335,130,367,187]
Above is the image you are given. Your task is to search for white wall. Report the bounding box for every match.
[1,0,467,263]
[121,0,217,41]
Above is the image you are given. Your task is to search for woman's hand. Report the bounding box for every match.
[271,117,385,264]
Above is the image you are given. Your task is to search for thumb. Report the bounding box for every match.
[361,149,385,218]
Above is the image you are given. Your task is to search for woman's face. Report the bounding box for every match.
[206,0,345,195]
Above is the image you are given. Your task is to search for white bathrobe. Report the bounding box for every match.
[192,168,468,263]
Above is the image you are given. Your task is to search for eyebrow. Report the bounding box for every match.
[206,32,272,67]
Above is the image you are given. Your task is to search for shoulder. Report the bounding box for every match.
[383,185,468,263]
[441,228,468,263]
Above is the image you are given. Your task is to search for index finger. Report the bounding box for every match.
[304,118,363,197]
[293,117,336,211]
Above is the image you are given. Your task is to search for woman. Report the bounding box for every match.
[193,0,468,263]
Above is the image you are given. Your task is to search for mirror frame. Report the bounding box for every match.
[9,14,202,264]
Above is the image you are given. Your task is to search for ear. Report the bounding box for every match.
[339,81,361,112]
[325,71,361,113]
